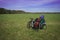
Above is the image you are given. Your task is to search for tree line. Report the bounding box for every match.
[0,8,25,14]
[0,8,60,14]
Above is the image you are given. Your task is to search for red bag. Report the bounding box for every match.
[34,22,39,27]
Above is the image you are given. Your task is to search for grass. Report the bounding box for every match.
[0,14,60,40]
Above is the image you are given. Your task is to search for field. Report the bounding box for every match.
[0,14,60,40]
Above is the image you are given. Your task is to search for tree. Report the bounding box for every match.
[0,8,7,14]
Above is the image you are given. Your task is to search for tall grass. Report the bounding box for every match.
[0,14,60,40]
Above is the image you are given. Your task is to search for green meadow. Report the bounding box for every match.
[0,14,60,40]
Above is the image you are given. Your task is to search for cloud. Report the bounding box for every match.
[0,0,56,6]
[0,0,60,12]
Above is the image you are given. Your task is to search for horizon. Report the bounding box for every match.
[0,0,60,12]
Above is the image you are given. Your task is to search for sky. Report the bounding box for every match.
[0,0,60,12]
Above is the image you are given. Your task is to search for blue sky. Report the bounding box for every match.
[0,0,60,12]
